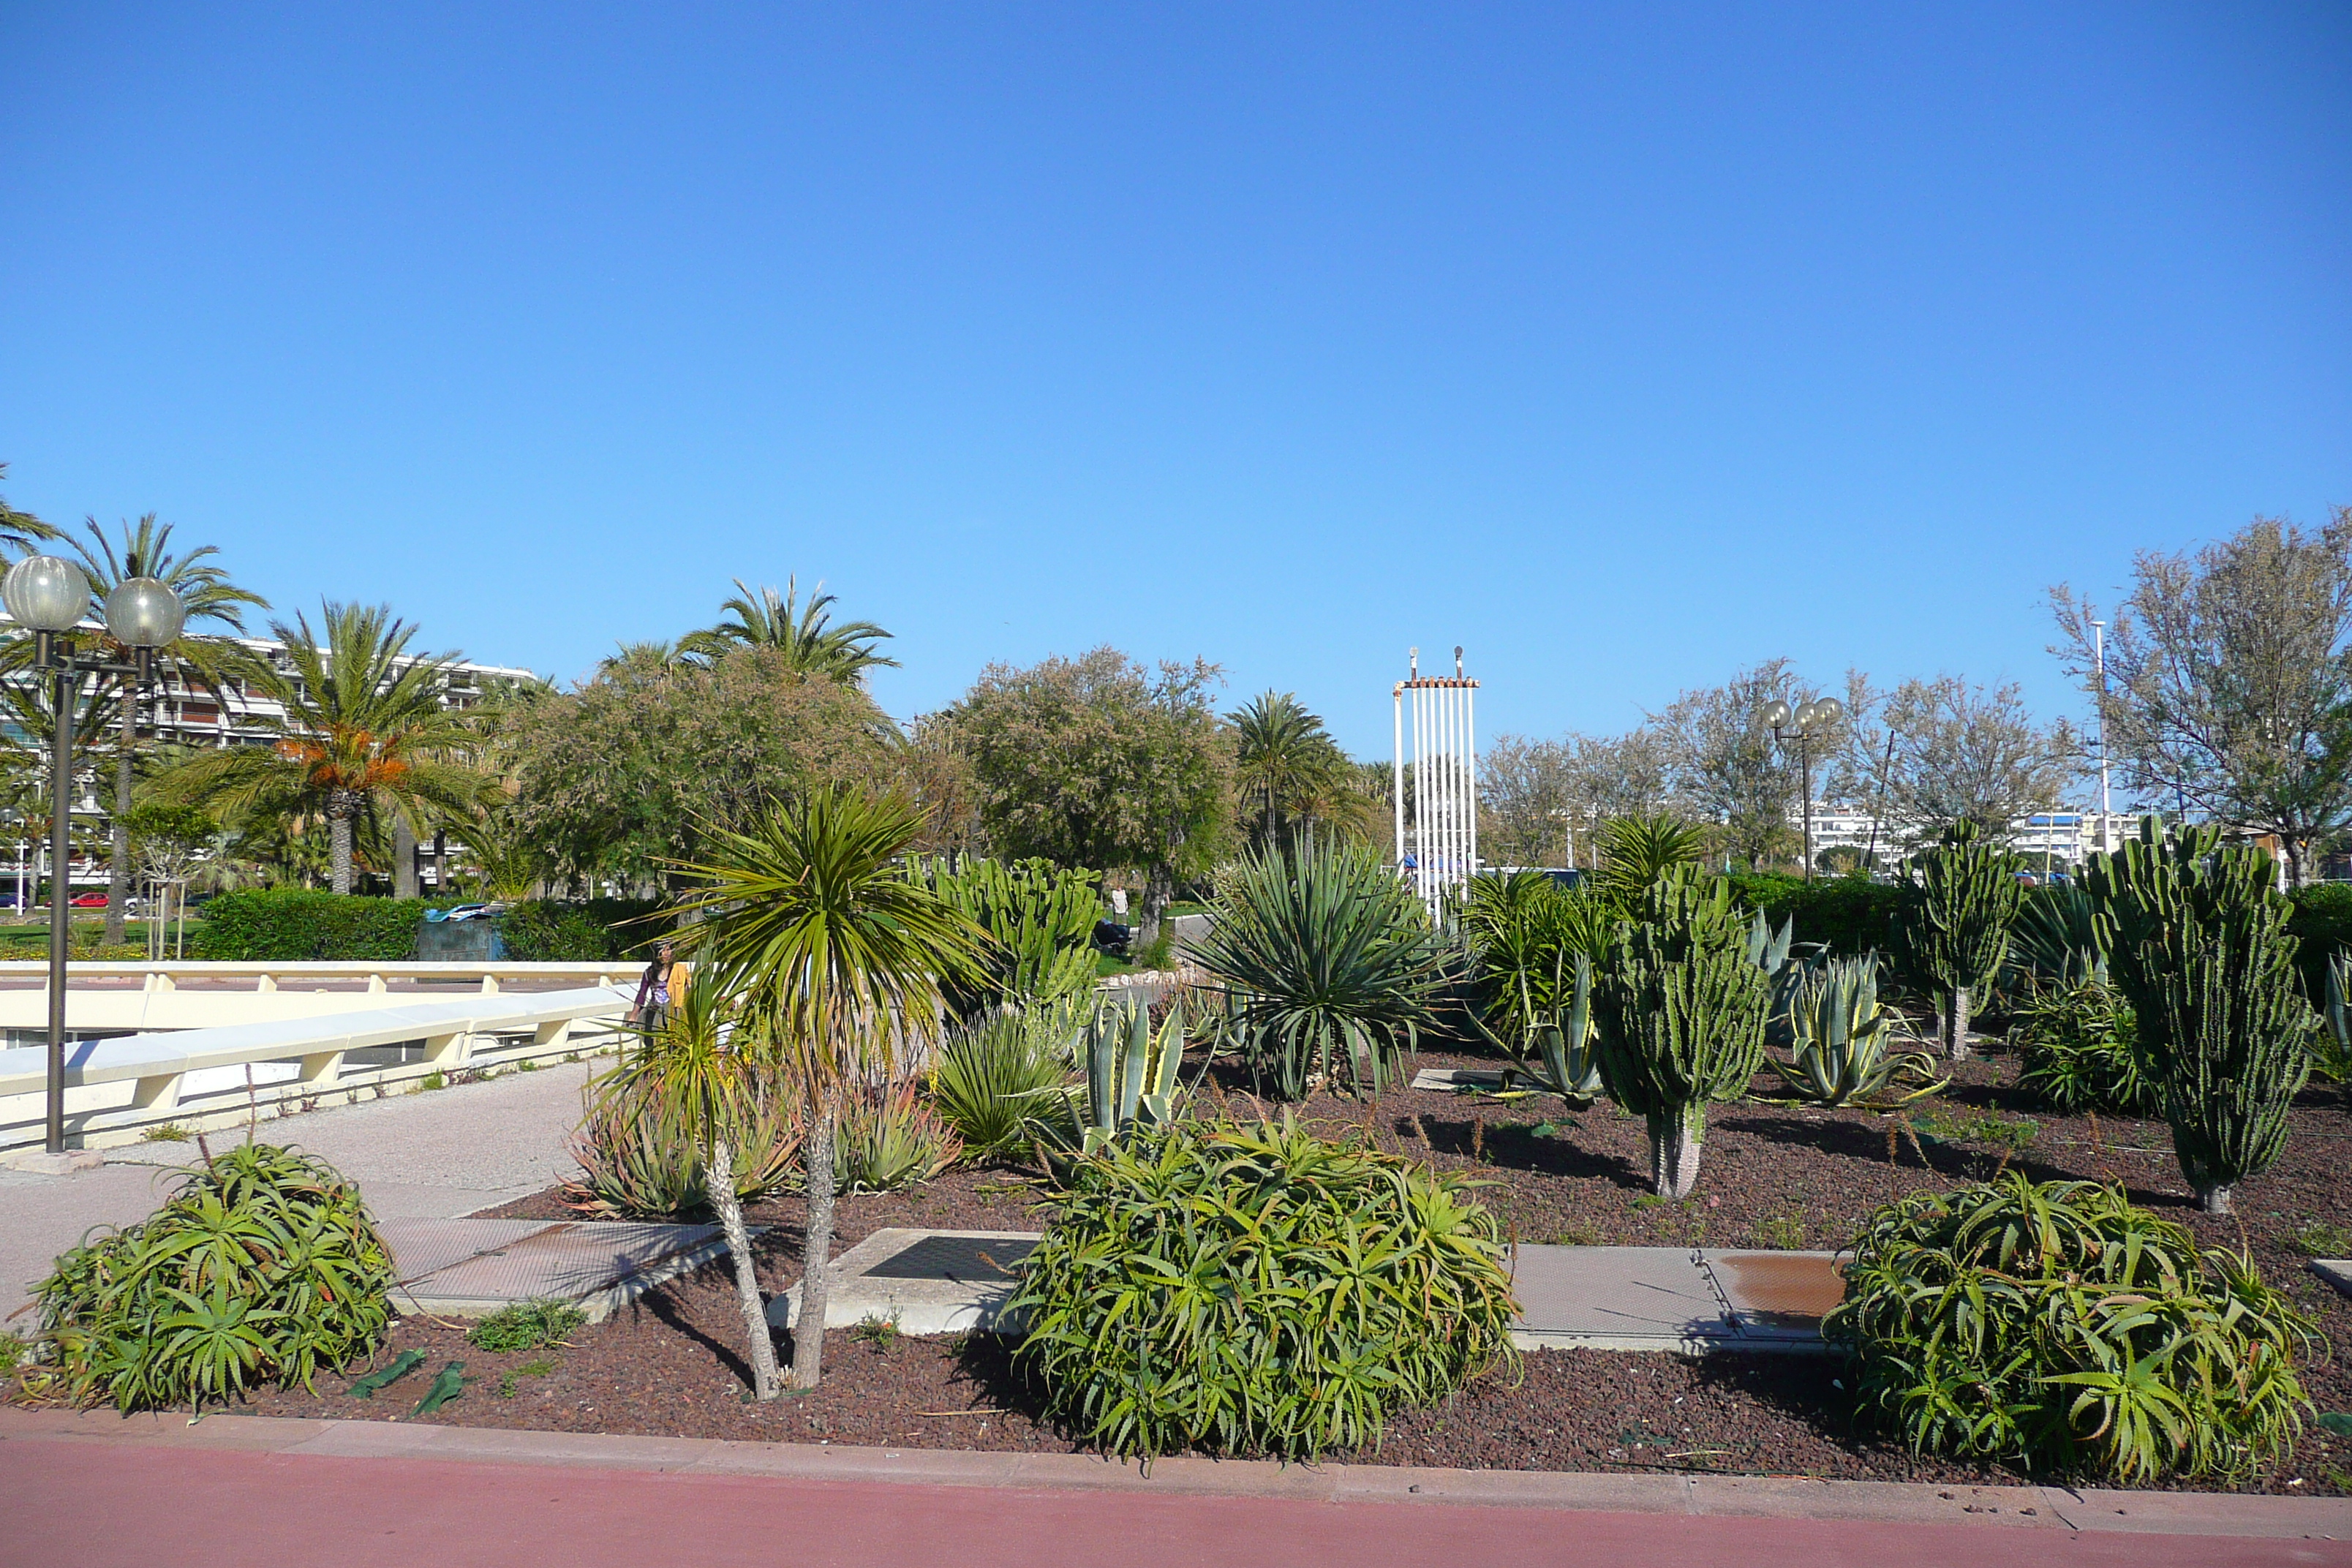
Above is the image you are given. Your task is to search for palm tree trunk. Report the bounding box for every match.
[789,1083,843,1390]
[393,817,418,900]
[106,701,132,946]
[330,812,355,896]
[705,1137,781,1400]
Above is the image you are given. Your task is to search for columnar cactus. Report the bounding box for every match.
[1901,821,2024,1060]
[1591,871,1770,1199]
[2084,817,2315,1215]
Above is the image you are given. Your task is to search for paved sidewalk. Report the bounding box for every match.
[0,1058,598,1322]
[1,1409,2345,1567]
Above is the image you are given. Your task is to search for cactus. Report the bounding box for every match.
[2084,816,2316,1215]
[1077,995,1186,1155]
[1768,953,1946,1107]
[1591,870,1770,1198]
[1901,821,2024,1060]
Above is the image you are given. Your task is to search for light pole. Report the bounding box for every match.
[1763,695,1844,881]
[5,557,186,1156]
[2091,619,2111,856]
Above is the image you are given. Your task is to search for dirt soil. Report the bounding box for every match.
[212,1041,2352,1493]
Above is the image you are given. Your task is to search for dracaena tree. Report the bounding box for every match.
[668,785,984,1392]
[151,602,490,894]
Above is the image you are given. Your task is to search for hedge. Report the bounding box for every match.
[2288,883,2352,1003]
[1725,871,1904,958]
[189,892,671,962]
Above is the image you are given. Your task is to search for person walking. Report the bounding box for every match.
[628,939,685,1041]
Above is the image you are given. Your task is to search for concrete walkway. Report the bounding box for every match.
[2,1409,2344,1567]
[0,1058,598,1322]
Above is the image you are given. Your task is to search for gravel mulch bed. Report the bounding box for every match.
[181,1041,2352,1491]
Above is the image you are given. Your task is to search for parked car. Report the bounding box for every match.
[69,892,107,908]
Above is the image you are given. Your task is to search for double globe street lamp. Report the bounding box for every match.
[4,555,186,1155]
[1762,695,1843,882]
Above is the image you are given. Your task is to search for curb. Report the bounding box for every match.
[2,1407,2347,1540]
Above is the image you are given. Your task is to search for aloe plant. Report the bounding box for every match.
[1768,954,1945,1107]
[1591,870,1771,1198]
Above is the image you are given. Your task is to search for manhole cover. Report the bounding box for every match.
[867,1235,1036,1282]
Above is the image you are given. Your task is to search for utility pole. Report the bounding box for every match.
[2092,619,2112,855]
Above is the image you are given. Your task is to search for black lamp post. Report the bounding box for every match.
[5,557,186,1154]
[1763,695,1844,881]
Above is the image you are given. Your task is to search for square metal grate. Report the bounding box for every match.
[867,1234,1036,1282]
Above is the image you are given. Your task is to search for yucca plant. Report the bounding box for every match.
[1592,869,1771,1198]
[1900,821,2024,1060]
[1193,840,1449,1100]
[1591,813,1707,911]
[927,1000,1085,1159]
[27,1143,394,1412]
[1828,1175,2314,1483]
[2084,818,2316,1214]
[1009,1115,1518,1463]
[1768,954,1945,1108]
[1463,870,1614,1053]
[2011,883,2108,987]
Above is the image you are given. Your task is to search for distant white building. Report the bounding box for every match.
[1803,804,2140,870]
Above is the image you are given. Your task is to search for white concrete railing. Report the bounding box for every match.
[0,982,637,1152]
[0,961,641,1037]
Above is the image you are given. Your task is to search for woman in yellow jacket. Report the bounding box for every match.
[627,941,690,1040]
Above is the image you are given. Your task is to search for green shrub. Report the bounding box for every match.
[1828,1175,2314,1484]
[189,889,442,961]
[467,1299,587,1354]
[497,898,666,961]
[1193,841,1448,1100]
[562,1076,802,1218]
[1725,870,1905,958]
[2289,882,2352,1002]
[927,1003,1082,1159]
[27,1144,394,1411]
[836,1079,960,1192]
[1011,1115,1518,1462]
[2008,981,2157,1115]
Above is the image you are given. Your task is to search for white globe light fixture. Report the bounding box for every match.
[3,556,90,634]
[103,576,186,649]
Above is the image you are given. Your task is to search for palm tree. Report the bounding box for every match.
[1231,691,1346,849]
[61,515,269,941]
[0,463,59,554]
[668,785,984,1392]
[591,968,785,1398]
[598,639,687,678]
[152,602,490,894]
[679,578,897,684]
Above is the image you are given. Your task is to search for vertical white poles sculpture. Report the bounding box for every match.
[1392,647,1479,915]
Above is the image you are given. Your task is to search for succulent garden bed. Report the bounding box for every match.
[218,1044,2352,1495]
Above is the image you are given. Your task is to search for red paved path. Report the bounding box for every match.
[4,1436,2345,1568]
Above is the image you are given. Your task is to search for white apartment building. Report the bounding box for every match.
[1804,803,2141,872]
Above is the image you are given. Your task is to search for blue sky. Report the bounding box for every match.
[1,4,2345,763]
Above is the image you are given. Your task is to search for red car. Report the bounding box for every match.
[69,893,107,908]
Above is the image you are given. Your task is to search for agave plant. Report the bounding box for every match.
[1768,954,1945,1108]
[1464,869,1615,1056]
[1491,950,1605,1109]
[1193,841,1450,1100]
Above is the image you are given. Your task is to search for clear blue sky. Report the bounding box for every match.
[2,4,2345,761]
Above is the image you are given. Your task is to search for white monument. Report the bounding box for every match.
[1392,646,1478,913]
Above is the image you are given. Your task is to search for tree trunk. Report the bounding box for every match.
[1137,864,1175,965]
[705,1137,780,1401]
[393,818,418,900]
[2198,1182,2234,1217]
[330,811,355,896]
[106,701,132,946]
[1647,1104,1705,1199]
[1944,986,1973,1062]
[789,1084,843,1390]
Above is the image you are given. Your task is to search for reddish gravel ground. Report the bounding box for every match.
[208,1036,2352,1495]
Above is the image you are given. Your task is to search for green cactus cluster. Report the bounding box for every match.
[1591,870,1771,1198]
[2084,818,2315,1215]
[1900,820,2024,1060]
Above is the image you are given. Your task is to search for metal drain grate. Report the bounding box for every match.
[867,1234,1036,1282]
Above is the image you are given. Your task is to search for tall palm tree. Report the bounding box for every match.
[63,515,269,941]
[668,785,984,1392]
[152,602,490,894]
[679,577,897,684]
[598,639,686,679]
[0,463,59,554]
[1231,690,1346,849]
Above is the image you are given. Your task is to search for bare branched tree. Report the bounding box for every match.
[1839,674,2080,848]
[1651,660,1844,869]
[2050,509,2352,886]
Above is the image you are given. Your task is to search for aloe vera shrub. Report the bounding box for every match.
[2085,818,2317,1215]
[1899,821,2024,1061]
[1011,1116,1518,1462]
[1591,870,1770,1199]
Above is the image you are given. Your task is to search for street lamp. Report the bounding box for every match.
[1764,695,1844,881]
[5,555,186,1156]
